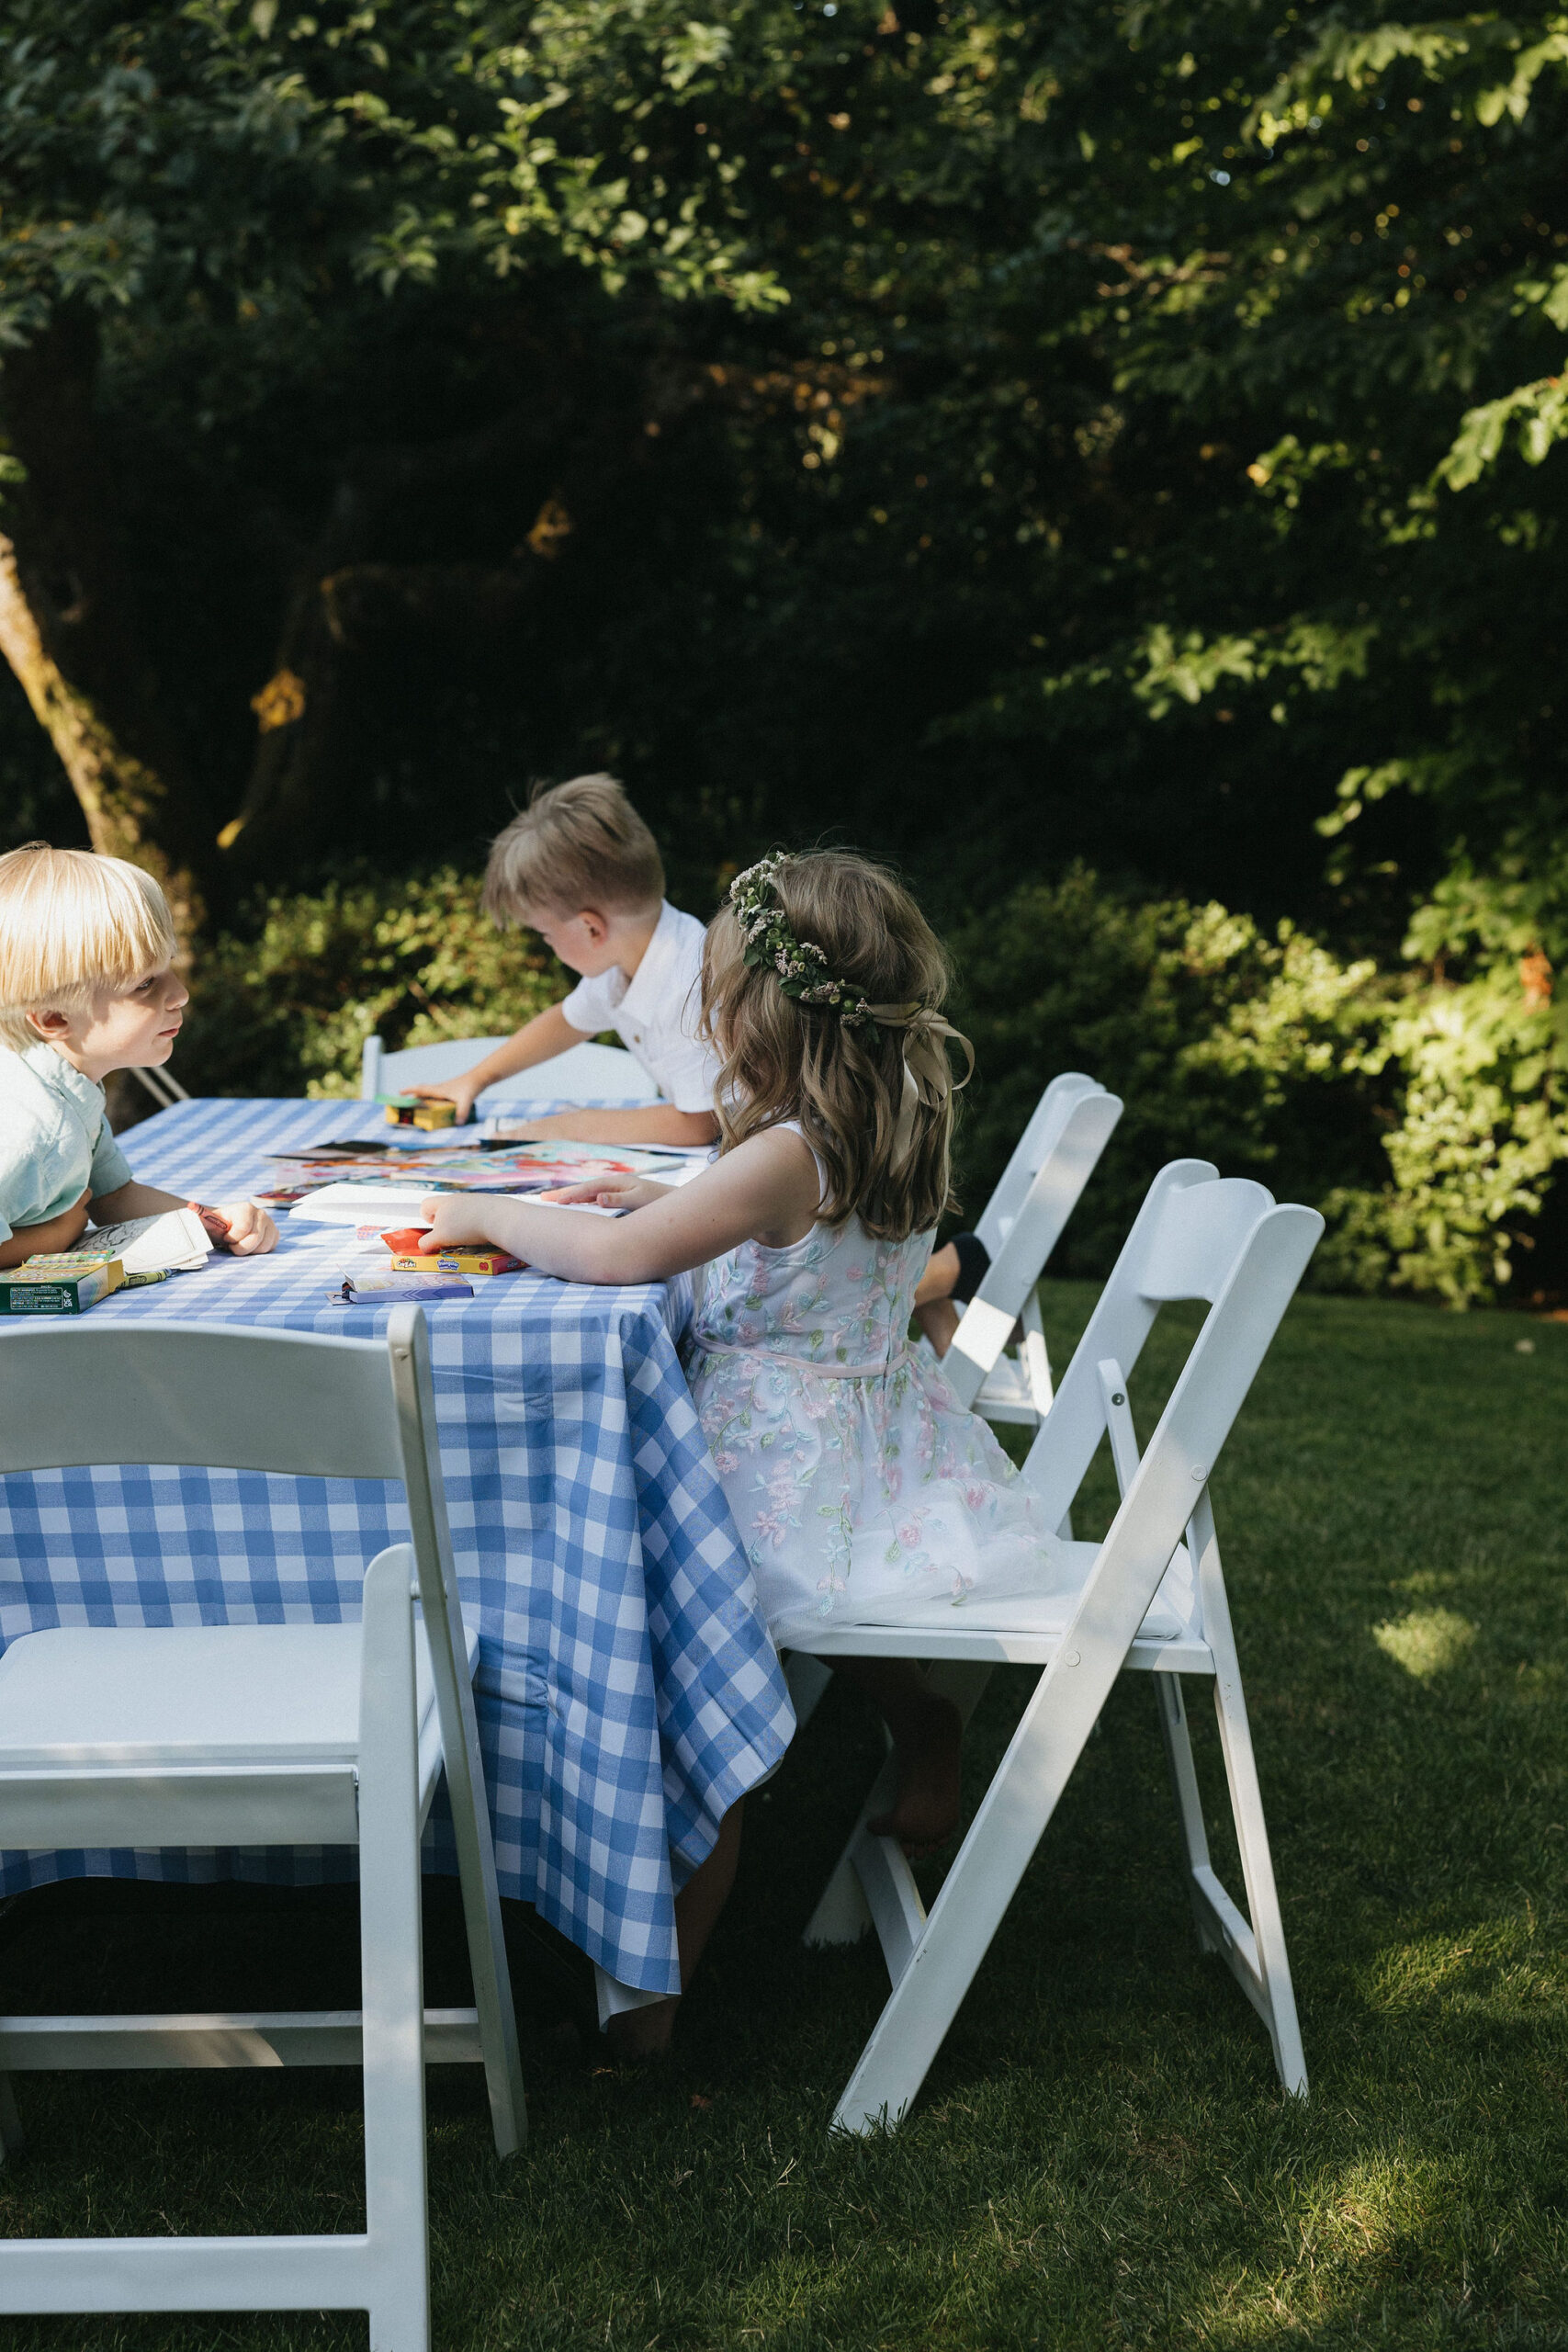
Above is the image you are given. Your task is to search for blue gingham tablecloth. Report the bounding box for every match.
[0,1097,795,1994]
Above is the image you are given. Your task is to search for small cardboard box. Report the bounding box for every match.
[334,1270,474,1305]
[389,1250,523,1276]
[1,1261,124,1314]
[380,1095,457,1130]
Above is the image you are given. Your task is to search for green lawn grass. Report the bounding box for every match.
[1,1283,1565,2349]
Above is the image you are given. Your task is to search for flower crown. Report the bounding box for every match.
[728,853,877,1026]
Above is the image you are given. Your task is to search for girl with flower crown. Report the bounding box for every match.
[418,849,1066,2051]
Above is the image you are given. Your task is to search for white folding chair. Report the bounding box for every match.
[943,1071,1123,1428]
[360,1032,660,1106]
[0,1308,525,2344]
[794,1161,1321,2134]
[128,1064,191,1110]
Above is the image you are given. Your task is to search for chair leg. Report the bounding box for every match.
[0,2074,23,2162]
[1153,1674,1221,1951]
[1205,1647,1308,2097]
[785,1653,835,1733]
[829,1646,1107,2134]
[804,1750,889,1948]
[357,1554,434,2349]
[449,1822,527,2160]
[438,1669,526,2156]
[1192,1509,1307,2098]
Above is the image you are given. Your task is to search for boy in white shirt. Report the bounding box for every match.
[0,844,276,1269]
[412,775,721,1146]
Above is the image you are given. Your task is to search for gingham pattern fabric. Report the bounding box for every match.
[0,1097,795,1993]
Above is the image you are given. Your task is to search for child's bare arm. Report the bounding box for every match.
[409,1002,584,1124]
[90,1179,279,1256]
[0,1190,92,1269]
[420,1127,819,1285]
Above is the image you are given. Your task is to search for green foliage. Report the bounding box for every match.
[1348,848,1568,1303]
[950,867,1396,1279]
[0,0,791,350]
[176,869,563,1099]
[952,866,1567,1304]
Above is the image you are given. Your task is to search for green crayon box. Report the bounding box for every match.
[0,1261,124,1315]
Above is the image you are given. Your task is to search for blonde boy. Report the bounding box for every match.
[0,844,276,1269]
[412,775,721,1145]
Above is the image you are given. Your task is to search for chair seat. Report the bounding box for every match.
[0,1617,480,1772]
[789,1543,1209,1668]
[974,1354,1041,1424]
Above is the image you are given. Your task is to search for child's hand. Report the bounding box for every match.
[211,1199,278,1255]
[420,1194,500,1250]
[537,1176,669,1213]
[409,1078,481,1125]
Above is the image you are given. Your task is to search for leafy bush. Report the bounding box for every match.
[949,867,1567,1305]
[176,870,563,1101]
[947,868,1395,1279]
[1329,854,1568,1305]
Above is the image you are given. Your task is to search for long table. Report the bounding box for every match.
[0,1096,795,1996]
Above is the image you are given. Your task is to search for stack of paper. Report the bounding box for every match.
[62,1208,213,1274]
[292,1182,633,1227]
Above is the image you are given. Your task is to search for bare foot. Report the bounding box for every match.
[869,1691,963,1855]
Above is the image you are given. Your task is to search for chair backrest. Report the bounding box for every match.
[943,1079,1122,1409]
[975,1073,1108,1259]
[0,1312,479,1855]
[129,1064,191,1110]
[0,1322,406,1483]
[360,1033,661,1107]
[1022,1161,1323,1548]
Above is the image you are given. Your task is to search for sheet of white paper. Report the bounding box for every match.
[291,1181,637,1227]
[528,1197,628,1220]
[88,1206,212,1272]
[288,1183,445,1227]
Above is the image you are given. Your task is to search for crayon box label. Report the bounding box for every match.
[0,1263,120,1314]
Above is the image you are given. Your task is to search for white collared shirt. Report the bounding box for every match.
[0,1044,133,1244]
[558,900,721,1114]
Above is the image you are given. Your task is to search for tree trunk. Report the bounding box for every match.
[220,406,548,883]
[0,309,212,937]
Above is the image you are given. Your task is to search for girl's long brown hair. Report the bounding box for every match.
[700,850,959,1241]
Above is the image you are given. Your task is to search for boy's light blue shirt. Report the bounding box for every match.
[0,1044,133,1245]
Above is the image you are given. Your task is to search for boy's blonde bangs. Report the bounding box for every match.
[0,844,177,1052]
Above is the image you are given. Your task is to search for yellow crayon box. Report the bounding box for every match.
[379,1094,457,1131]
[388,1249,523,1277]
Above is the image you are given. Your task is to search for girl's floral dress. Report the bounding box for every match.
[682,1207,1065,1647]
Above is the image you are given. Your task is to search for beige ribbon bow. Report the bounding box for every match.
[865,1002,976,1175]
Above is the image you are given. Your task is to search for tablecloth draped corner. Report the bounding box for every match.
[0,1094,794,1995]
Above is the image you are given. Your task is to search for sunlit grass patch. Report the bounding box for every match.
[1373,1605,1479,1679]
[1366,1904,1566,2020]
[1193,2150,1472,2343]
